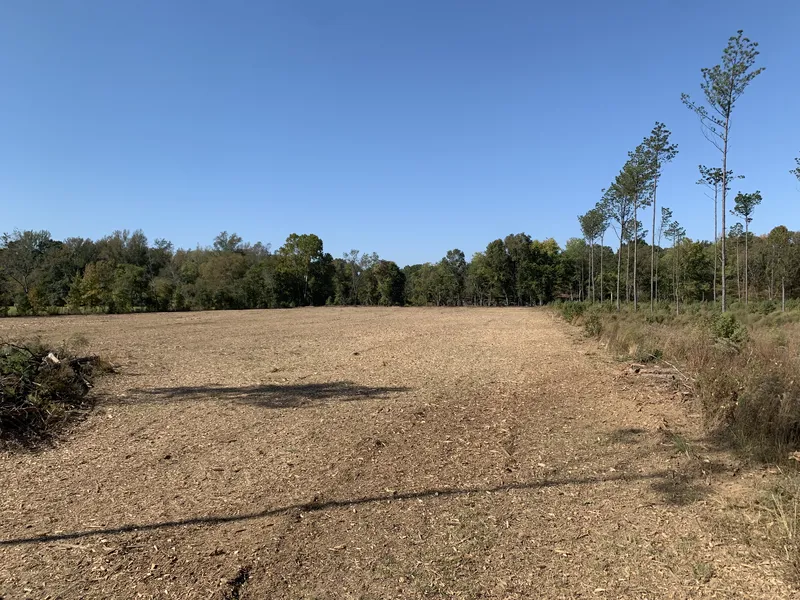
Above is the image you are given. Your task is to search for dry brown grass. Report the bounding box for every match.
[564,303,800,462]
[0,308,796,599]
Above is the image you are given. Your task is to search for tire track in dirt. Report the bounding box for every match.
[0,308,795,599]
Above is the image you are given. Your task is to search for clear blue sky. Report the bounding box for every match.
[2,1,798,266]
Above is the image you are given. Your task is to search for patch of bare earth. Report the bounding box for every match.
[0,308,796,599]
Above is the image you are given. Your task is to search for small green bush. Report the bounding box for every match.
[752,299,778,315]
[584,312,603,337]
[558,302,586,323]
[14,294,32,316]
[711,313,748,346]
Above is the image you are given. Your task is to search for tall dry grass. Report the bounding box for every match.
[558,301,800,463]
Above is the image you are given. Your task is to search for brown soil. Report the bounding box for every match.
[0,307,796,599]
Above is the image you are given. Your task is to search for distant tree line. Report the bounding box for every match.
[3,220,800,316]
[0,229,577,314]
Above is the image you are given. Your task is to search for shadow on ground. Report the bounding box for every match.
[110,381,411,408]
[0,426,744,546]
[0,470,674,547]
[600,426,740,507]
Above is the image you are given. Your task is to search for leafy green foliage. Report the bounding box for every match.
[681,30,764,151]
[557,302,586,323]
[711,313,748,346]
[733,190,763,223]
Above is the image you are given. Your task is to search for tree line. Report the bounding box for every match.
[3,215,799,316]
[0,228,575,314]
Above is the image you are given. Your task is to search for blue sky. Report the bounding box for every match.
[1,1,798,266]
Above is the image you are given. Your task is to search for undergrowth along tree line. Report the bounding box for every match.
[559,301,800,464]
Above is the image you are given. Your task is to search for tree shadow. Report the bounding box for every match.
[600,426,741,507]
[606,427,648,445]
[108,382,411,409]
[0,425,748,546]
[0,470,673,547]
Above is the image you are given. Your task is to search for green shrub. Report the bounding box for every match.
[711,313,748,346]
[584,312,603,337]
[752,299,778,315]
[14,294,32,316]
[559,302,586,323]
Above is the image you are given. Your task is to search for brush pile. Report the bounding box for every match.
[0,339,111,447]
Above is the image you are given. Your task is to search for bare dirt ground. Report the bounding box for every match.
[0,307,796,599]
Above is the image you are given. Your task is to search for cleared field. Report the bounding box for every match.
[0,308,794,599]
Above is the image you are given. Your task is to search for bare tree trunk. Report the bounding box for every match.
[744,220,749,307]
[651,177,657,312]
[616,235,623,311]
[736,239,741,301]
[599,234,604,302]
[721,116,730,312]
[713,184,718,303]
[625,242,631,304]
[633,201,638,311]
[654,236,660,304]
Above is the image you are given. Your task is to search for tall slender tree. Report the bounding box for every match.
[613,145,654,311]
[656,207,673,303]
[696,167,743,303]
[595,203,610,302]
[578,208,607,302]
[682,30,764,312]
[664,217,686,315]
[732,191,763,306]
[643,123,678,312]
[601,185,631,311]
